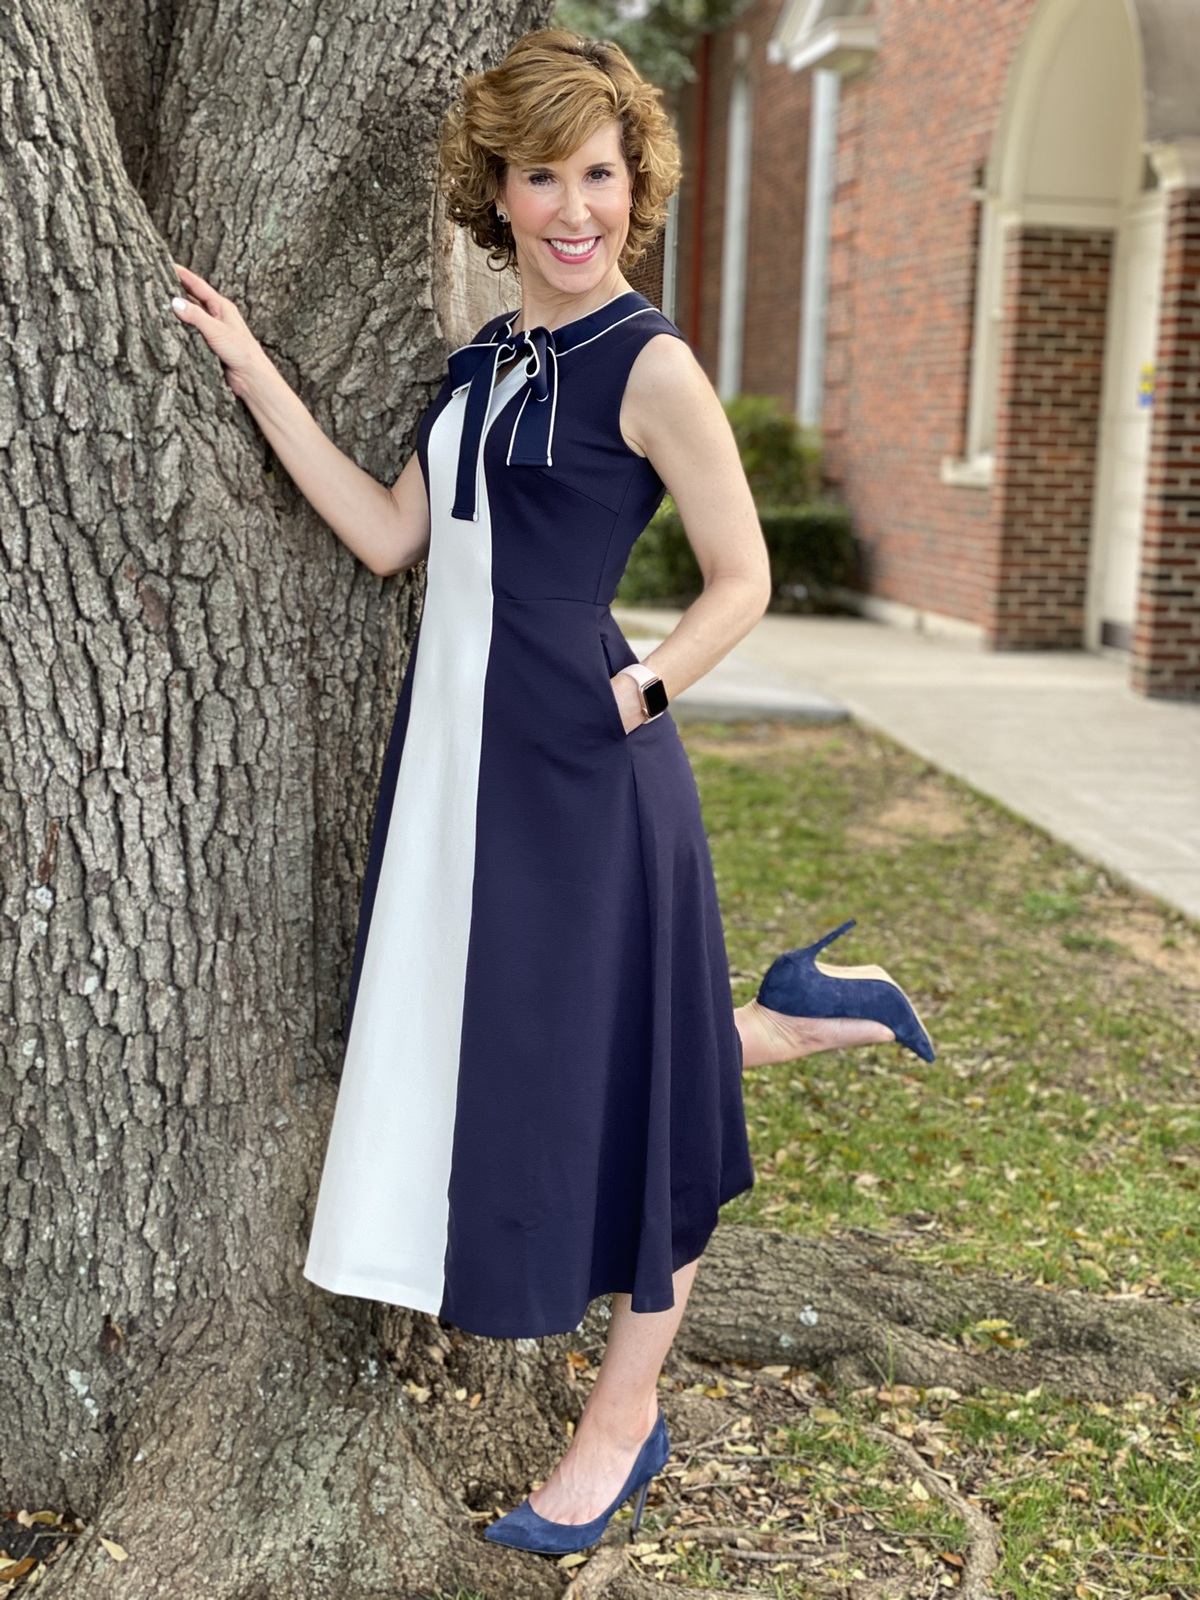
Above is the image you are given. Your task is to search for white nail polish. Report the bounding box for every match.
[171,296,186,312]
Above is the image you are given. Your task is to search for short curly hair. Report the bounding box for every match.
[437,28,682,276]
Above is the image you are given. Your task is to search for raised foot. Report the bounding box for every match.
[737,997,896,1070]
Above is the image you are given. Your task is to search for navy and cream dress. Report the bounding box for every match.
[302,288,755,1338]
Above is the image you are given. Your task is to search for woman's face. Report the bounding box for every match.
[496,119,633,300]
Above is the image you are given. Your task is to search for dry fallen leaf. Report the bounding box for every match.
[98,1537,128,1560]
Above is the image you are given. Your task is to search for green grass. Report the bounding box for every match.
[678,718,1200,1597]
[686,721,1200,1301]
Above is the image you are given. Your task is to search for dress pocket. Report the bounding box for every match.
[594,624,631,740]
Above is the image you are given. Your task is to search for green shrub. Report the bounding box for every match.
[616,496,855,608]
[759,502,856,603]
[723,393,821,505]
[616,393,855,608]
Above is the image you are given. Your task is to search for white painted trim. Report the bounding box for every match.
[1084,186,1167,650]
[990,0,1144,212]
[779,20,878,75]
[1021,197,1124,227]
[940,453,995,489]
[1149,136,1200,188]
[717,50,753,401]
[662,188,679,324]
[798,70,839,427]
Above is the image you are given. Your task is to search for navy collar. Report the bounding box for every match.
[445,290,655,521]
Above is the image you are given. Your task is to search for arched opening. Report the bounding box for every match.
[981,0,1158,651]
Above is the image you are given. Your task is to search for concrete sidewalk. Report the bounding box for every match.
[613,604,1200,924]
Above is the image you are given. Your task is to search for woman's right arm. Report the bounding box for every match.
[170,263,428,578]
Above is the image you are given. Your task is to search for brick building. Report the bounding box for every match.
[668,0,1200,701]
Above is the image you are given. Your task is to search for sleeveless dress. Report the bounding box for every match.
[302,288,755,1338]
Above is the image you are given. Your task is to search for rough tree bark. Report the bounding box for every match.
[3,3,1199,1598]
[0,1,569,1595]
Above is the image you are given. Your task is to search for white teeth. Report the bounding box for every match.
[549,238,597,255]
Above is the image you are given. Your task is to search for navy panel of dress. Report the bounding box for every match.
[302,288,755,1338]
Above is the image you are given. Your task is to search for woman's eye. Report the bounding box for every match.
[527,168,613,185]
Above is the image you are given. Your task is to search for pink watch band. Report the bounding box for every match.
[617,662,667,720]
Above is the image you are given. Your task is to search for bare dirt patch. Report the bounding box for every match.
[1095,905,1200,988]
[848,785,972,850]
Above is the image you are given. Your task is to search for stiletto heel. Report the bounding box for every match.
[629,1476,652,1539]
[483,1407,671,1555]
[756,917,936,1063]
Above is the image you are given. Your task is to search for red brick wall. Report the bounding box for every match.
[1133,186,1200,698]
[822,0,1038,628]
[990,228,1114,647]
[672,0,811,406]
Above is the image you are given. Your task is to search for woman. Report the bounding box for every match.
[170,26,932,1557]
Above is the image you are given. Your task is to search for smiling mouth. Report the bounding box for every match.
[546,236,600,260]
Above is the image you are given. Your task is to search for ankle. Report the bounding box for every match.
[578,1389,659,1449]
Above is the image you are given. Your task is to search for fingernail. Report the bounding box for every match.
[171,296,186,312]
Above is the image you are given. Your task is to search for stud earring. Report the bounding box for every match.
[497,209,508,223]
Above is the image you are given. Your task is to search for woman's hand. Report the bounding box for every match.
[169,263,268,398]
[610,670,647,735]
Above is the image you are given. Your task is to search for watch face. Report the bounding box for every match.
[642,676,669,718]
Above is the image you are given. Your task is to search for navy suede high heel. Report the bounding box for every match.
[483,1407,670,1555]
[756,918,936,1062]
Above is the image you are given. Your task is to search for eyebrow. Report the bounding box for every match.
[521,161,613,172]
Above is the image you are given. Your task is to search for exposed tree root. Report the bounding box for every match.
[863,1423,1001,1599]
[562,1543,629,1598]
[679,1224,1200,1398]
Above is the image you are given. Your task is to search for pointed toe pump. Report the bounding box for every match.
[756,918,936,1063]
[483,1407,670,1555]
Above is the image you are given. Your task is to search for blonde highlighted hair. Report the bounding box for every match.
[437,28,682,275]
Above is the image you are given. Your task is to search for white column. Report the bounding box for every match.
[717,35,754,400]
[798,67,839,428]
[662,189,679,323]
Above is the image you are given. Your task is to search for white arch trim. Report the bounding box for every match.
[943,0,1144,489]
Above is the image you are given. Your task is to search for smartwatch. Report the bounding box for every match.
[617,662,669,722]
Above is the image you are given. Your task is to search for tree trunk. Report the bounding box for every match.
[0,1,558,1593]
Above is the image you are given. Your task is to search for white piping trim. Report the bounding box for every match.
[557,306,656,357]
[496,289,641,345]
[506,387,532,464]
[545,343,559,466]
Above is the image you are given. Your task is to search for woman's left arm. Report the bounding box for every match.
[615,332,774,721]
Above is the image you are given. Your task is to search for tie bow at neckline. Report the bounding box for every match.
[444,291,651,522]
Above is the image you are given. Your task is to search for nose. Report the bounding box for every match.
[558,184,592,231]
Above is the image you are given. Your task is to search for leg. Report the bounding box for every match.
[734,997,895,1069]
[526,1256,699,1525]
